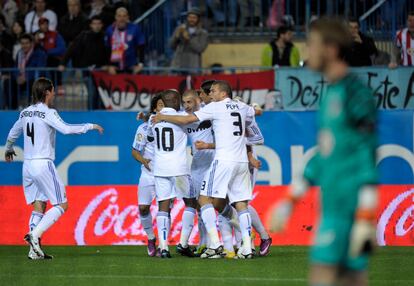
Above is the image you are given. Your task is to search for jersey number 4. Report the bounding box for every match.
[26,122,35,145]
[155,127,174,151]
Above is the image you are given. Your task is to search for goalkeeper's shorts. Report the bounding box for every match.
[310,217,368,271]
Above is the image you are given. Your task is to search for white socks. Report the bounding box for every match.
[218,214,234,252]
[179,207,196,247]
[238,209,253,254]
[29,211,44,232]
[248,205,270,239]
[140,212,155,240]
[197,212,207,246]
[32,206,65,238]
[200,204,221,249]
[157,211,170,251]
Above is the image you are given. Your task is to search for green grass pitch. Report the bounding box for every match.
[1,246,414,286]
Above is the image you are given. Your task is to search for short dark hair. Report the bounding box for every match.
[277,25,293,38]
[213,80,232,98]
[348,17,359,24]
[19,33,33,42]
[309,17,352,59]
[150,92,164,113]
[201,80,215,94]
[182,89,198,99]
[32,77,53,103]
[162,89,181,111]
[90,15,103,23]
[409,11,414,17]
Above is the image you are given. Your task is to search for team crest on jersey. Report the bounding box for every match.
[318,129,335,157]
[136,133,143,142]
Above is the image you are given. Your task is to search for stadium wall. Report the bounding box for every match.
[0,111,413,246]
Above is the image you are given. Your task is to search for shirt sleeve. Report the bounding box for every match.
[132,124,147,151]
[194,103,214,122]
[44,109,93,135]
[5,115,23,150]
[246,118,264,145]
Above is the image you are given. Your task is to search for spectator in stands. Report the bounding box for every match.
[206,0,237,27]
[25,0,58,34]
[2,0,18,29]
[261,25,300,67]
[345,18,377,67]
[59,16,108,70]
[58,0,89,46]
[169,8,208,72]
[11,20,25,62]
[87,0,114,28]
[14,33,47,106]
[105,7,145,74]
[34,17,65,68]
[238,0,261,27]
[389,11,414,68]
[0,41,15,109]
[0,14,13,53]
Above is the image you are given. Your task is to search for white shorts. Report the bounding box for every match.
[200,160,252,204]
[249,165,258,188]
[154,175,193,202]
[138,171,155,205]
[23,160,67,205]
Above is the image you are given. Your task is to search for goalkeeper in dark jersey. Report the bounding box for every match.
[270,18,378,286]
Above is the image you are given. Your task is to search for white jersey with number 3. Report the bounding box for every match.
[6,103,93,160]
[194,98,255,163]
[150,107,189,177]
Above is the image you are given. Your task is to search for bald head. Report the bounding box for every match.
[115,7,129,28]
[162,89,181,111]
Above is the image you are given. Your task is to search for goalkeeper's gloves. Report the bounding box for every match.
[269,178,309,232]
[349,185,378,258]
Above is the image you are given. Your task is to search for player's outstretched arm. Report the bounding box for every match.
[92,124,104,134]
[45,110,103,135]
[269,177,309,232]
[4,117,23,163]
[194,140,215,150]
[152,113,198,125]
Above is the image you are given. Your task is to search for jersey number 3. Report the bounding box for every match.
[155,127,174,151]
[231,112,243,136]
[26,122,35,145]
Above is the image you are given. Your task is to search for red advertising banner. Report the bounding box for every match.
[0,185,413,246]
[91,71,275,111]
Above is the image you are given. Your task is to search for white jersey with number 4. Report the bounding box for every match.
[150,107,189,177]
[194,98,255,163]
[6,103,93,161]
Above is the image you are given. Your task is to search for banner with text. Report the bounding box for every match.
[92,71,275,111]
[0,185,412,246]
[276,67,414,110]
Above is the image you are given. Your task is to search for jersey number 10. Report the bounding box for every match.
[155,127,174,151]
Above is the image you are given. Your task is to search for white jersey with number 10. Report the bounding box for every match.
[149,108,189,177]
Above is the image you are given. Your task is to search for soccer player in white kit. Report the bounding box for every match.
[153,80,255,259]
[132,94,165,256]
[180,90,215,256]
[4,78,103,259]
[149,90,192,258]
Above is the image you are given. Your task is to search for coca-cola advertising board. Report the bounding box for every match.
[0,185,412,246]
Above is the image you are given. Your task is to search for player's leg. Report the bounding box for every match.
[248,205,272,256]
[26,161,67,257]
[154,176,175,258]
[229,162,254,259]
[138,183,156,257]
[191,169,209,254]
[309,264,339,286]
[337,269,368,286]
[218,214,235,258]
[197,160,225,258]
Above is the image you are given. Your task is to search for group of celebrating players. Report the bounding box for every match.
[5,16,379,286]
[131,79,272,259]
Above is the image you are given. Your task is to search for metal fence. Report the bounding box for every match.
[133,0,413,66]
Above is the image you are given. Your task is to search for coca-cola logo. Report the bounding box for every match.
[377,189,414,246]
[74,188,194,245]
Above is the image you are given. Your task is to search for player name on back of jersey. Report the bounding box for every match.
[20,110,46,119]
[226,102,241,110]
[186,120,212,133]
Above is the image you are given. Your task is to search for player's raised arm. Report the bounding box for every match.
[44,109,104,135]
[4,116,23,162]
[152,112,199,125]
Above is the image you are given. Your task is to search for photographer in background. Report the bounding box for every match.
[169,8,208,73]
